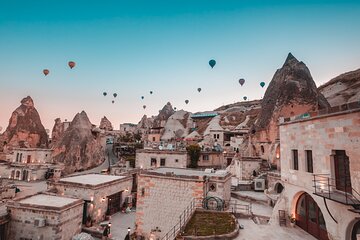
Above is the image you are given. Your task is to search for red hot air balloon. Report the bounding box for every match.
[43,69,49,76]
[68,61,76,69]
[239,78,245,86]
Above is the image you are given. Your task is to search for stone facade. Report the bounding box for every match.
[48,174,133,223]
[10,148,52,164]
[197,151,225,169]
[135,168,231,239]
[227,157,262,180]
[7,193,83,240]
[274,107,360,240]
[120,123,137,134]
[136,149,188,169]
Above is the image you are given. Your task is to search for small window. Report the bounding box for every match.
[203,155,209,161]
[217,134,220,139]
[151,158,157,166]
[175,159,179,163]
[141,188,145,196]
[152,137,156,141]
[292,150,298,170]
[213,134,217,139]
[305,150,313,173]
[209,183,217,192]
[160,158,166,166]
[261,145,265,154]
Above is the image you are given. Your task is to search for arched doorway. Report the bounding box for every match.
[352,220,360,240]
[296,193,329,240]
[274,182,284,194]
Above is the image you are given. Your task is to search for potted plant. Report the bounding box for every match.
[289,215,296,227]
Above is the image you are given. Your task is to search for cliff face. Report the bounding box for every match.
[99,116,113,131]
[51,111,104,174]
[50,118,64,147]
[319,68,360,106]
[0,96,48,150]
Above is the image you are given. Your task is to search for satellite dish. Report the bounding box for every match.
[159,146,163,150]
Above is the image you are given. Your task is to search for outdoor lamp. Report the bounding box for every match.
[128,227,131,233]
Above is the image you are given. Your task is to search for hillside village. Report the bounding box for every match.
[0,54,360,240]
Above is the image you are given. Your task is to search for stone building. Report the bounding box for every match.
[0,148,57,181]
[48,173,133,223]
[273,102,360,240]
[120,123,138,134]
[7,193,83,240]
[136,149,188,169]
[135,167,231,239]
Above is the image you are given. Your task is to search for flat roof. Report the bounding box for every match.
[59,174,126,186]
[19,194,80,208]
[148,167,229,177]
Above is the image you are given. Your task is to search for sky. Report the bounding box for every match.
[0,0,360,132]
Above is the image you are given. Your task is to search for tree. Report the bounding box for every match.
[186,144,201,168]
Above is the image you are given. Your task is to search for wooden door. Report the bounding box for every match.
[334,150,352,193]
[307,196,319,238]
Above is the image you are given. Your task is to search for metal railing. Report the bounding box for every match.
[161,198,202,240]
[224,200,252,216]
[313,174,360,206]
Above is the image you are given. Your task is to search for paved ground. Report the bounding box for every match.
[232,190,269,202]
[235,218,317,240]
[231,197,273,218]
[108,211,136,240]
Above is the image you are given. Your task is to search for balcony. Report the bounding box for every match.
[313,174,360,213]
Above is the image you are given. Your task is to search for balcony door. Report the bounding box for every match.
[334,150,352,193]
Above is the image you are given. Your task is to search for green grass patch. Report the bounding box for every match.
[183,211,236,236]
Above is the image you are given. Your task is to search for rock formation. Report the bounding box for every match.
[255,53,330,139]
[0,96,48,150]
[152,102,175,128]
[319,68,360,106]
[51,111,104,174]
[243,53,330,168]
[99,116,113,131]
[50,118,64,146]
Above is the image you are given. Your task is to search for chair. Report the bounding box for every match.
[278,210,286,226]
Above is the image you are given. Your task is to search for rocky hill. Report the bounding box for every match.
[51,111,104,174]
[99,116,113,131]
[0,96,48,150]
[318,68,360,106]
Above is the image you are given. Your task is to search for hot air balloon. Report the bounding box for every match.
[239,78,245,86]
[174,107,177,111]
[103,92,107,96]
[112,100,115,104]
[243,96,247,101]
[43,69,49,76]
[260,82,266,88]
[150,91,153,95]
[113,93,117,98]
[141,96,144,100]
[185,100,189,104]
[68,61,76,69]
[197,88,201,92]
[209,59,216,68]
[143,105,146,109]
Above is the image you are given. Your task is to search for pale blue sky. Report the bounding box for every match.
[0,0,359,130]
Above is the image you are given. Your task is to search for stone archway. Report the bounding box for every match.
[15,170,20,180]
[274,182,284,194]
[351,219,360,240]
[295,192,329,240]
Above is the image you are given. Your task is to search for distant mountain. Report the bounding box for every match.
[318,68,360,106]
[0,96,48,150]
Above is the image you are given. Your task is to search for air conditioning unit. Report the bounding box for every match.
[254,179,266,191]
[34,218,46,227]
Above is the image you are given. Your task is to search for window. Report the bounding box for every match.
[305,150,313,173]
[152,137,155,141]
[203,155,209,161]
[213,134,217,139]
[209,183,217,192]
[292,150,298,170]
[175,159,179,163]
[217,134,220,139]
[151,158,157,166]
[261,145,265,154]
[160,158,166,166]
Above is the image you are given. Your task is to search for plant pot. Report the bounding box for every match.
[290,222,296,227]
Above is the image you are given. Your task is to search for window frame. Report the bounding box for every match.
[305,150,313,173]
[292,149,299,170]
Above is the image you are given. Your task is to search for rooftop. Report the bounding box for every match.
[59,174,126,186]
[18,194,80,208]
[147,167,229,178]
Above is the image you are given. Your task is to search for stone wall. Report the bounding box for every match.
[10,148,53,164]
[136,150,187,169]
[48,177,132,223]
[135,174,204,239]
[197,152,225,168]
[279,109,360,240]
[8,199,83,240]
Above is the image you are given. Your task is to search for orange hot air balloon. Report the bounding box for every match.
[68,61,76,69]
[43,69,49,76]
